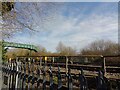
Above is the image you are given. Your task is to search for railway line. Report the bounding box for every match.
[46,63,120,73]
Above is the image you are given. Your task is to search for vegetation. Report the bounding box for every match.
[1,2,60,38]
[80,40,118,55]
[56,41,77,56]
[4,39,119,60]
[1,2,14,15]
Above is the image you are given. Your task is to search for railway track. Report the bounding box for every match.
[46,63,120,73]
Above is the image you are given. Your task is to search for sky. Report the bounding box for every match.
[5,2,118,52]
[5,0,120,2]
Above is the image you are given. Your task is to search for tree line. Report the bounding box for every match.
[5,39,119,59]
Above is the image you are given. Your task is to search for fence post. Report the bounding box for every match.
[19,59,23,89]
[66,56,68,75]
[15,57,19,89]
[79,68,88,90]
[67,66,73,90]
[103,57,106,77]
[31,59,35,89]
[6,60,9,89]
[107,80,112,90]
[36,58,41,89]
[8,61,12,89]
[49,65,54,90]
[13,60,17,89]
[52,57,54,63]
[17,58,21,89]
[22,58,27,89]
[27,58,32,90]
[116,80,120,90]
[40,57,42,78]
[11,60,15,90]
[57,66,62,90]
[96,70,107,90]
[8,60,11,89]
[14,59,17,89]
[42,63,46,90]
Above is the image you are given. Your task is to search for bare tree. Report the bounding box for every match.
[37,45,47,55]
[56,41,65,54]
[81,40,118,55]
[1,2,62,38]
[6,48,30,59]
[56,41,76,55]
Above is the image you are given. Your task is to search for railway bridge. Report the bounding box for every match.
[1,41,38,52]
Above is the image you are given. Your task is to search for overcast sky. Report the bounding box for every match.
[6,2,118,52]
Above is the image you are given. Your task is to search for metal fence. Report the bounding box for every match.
[1,56,120,90]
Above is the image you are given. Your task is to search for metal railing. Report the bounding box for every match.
[1,55,120,90]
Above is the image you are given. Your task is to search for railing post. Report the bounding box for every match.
[103,57,106,77]
[31,58,35,89]
[15,57,19,89]
[9,59,12,89]
[14,58,17,89]
[57,66,62,90]
[40,57,42,78]
[6,61,9,89]
[27,58,32,90]
[116,80,120,90]
[96,70,107,90]
[8,59,11,89]
[22,58,26,89]
[67,66,73,90]
[79,68,88,90]
[66,56,68,75]
[17,58,21,89]
[11,60,15,90]
[13,60,17,89]
[107,80,112,90]
[36,58,41,89]
[19,58,23,89]
[42,63,46,90]
[52,57,54,63]
[49,65,54,90]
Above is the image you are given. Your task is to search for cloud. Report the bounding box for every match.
[7,2,118,52]
[34,12,117,51]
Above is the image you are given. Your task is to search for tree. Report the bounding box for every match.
[37,45,47,55]
[56,41,65,54]
[1,2,14,15]
[2,47,8,62]
[1,2,61,38]
[56,41,76,55]
[81,40,118,55]
[6,48,30,59]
